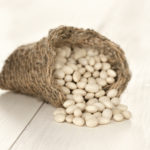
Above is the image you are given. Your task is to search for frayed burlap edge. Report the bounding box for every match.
[48,26,131,95]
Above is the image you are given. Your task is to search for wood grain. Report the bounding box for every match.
[0,91,43,150]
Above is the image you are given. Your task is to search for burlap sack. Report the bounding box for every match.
[0,26,131,107]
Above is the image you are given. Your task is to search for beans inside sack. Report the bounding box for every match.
[53,47,131,127]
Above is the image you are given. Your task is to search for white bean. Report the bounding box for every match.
[102,100,113,109]
[61,87,70,94]
[54,70,65,79]
[80,78,87,83]
[94,102,105,111]
[53,108,66,115]
[102,63,111,70]
[86,65,94,72]
[56,79,65,86]
[122,111,132,119]
[82,112,92,120]
[64,46,71,58]
[73,48,86,59]
[85,84,99,93]
[106,77,115,84]
[76,103,86,111]
[73,89,86,96]
[113,113,123,121]
[112,108,121,115]
[86,105,98,113]
[66,115,73,123]
[87,49,98,56]
[93,112,101,118]
[73,117,84,126]
[66,105,76,114]
[83,72,91,78]
[68,63,78,70]
[87,98,98,105]
[94,62,102,70]
[89,57,95,66]
[65,75,72,82]
[93,71,100,78]
[97,78,107,87]
[54,114,66,123]
[77,81,86,89]
[63,66,74,74]
[66,82,77,90]
[85,93,94,99]
[100,54,107,62]
[79,68,86,74]
[107,69,117,77]
[95,90,105,98]
[99,96,110,102]
[100,70,107,79]
[107,89,118,98]
[88,77,96,84]
[73,71,81,82]
[102,109,112,119]
[63,100,75,108]
[73,94,84,103]
[78,58,88,66]
[111,97,120,106]
[74,108,82,117]
[99,97,113,109]
[99,117,110,125]
[86,117,98,127]
[68,58,76,64]
[96,78,107,86]
[55,62,63,69]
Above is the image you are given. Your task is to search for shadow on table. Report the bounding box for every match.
[0,91,42,122]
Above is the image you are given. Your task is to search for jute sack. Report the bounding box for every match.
[0,26,131,107]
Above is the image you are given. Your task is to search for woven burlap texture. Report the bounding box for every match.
[0,26,131,107]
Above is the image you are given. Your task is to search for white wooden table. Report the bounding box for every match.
[0,0,150,150]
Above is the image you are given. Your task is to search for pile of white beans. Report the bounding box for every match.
[53,47,131,127]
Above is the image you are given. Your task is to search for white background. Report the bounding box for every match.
[0,0,150,150]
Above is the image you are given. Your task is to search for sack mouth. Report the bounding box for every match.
[48,26,131,97]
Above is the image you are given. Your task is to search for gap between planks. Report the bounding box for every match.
[8,102,45,150]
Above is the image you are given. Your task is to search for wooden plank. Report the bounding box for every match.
[0,91,43,150]
[11,0,150,149]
